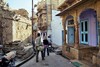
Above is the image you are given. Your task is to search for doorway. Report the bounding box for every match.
[68,27,75,44]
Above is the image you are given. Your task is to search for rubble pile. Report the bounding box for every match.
[4,41,33,60]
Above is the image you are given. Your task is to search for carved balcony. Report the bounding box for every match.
[38,22,48,31]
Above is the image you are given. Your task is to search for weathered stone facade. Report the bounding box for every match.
[37,0,48,31]
[0,0,33,60]
[0,1,14,44]
[12,15,32,44]
[57,0,100,66]
[37,0,59,31]
[0,1,32,45]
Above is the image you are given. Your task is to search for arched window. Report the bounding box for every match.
[66,15,74,26]
[68,19,74,25]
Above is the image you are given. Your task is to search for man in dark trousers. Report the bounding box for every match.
[35,33,45,62]
[43,34,49,57]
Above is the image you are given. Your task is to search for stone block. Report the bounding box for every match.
[92,55,97,64]
[70,48,79,59]
[96,56,100,66]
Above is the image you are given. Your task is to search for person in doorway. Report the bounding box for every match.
[35,33,45,62]
[43,33,49,57]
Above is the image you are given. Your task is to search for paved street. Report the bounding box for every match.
[20,53,75,67]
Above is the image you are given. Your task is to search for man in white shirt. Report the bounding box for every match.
[35,33,45,62]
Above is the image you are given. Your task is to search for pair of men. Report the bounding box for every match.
[35,33,49,62]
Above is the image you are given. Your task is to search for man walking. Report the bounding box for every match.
[43,34,49,57]
[35,33,45,62]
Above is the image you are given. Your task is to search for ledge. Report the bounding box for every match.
[15,53,35,67]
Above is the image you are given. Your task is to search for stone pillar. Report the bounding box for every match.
[97,18,100,56]
[62,17,67,46]
[97,1,100,56]
[74,10,79,49]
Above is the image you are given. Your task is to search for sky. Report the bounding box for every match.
[6,0,41,17]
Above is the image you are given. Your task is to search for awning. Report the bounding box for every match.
[56,0,86,16]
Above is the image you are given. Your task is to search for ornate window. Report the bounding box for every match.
[68,20,74,25]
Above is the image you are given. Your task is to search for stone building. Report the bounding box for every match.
[37,0,48,32]
[57,0,100,66]
[0,2,32,45]
[12,14,32,44]
[0,0,33,60]
[36,0,59,37]
[46,0,59,25]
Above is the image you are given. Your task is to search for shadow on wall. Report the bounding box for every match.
[19,34,32,46]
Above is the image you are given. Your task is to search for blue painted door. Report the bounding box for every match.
[80,20,88,44]
[68,27,75,44]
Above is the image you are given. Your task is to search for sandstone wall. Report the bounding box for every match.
[0,10,14,44]
[12,16,32,44]
[0,2,32,45]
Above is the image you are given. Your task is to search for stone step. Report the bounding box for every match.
[83,56,92,63]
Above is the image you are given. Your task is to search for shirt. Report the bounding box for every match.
[35,36,41,46]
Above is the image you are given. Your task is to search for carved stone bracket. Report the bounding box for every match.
[38,22,48,31]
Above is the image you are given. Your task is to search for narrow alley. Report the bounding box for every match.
[20,53,75,67]
[0,0,100,67]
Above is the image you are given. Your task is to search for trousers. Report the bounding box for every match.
[36,50,44,62]
[44,45,49,57]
